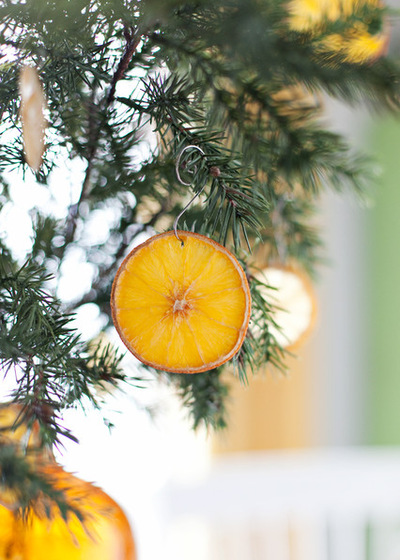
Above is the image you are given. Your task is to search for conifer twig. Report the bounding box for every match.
[107,25,143,104]
[62,25,144,251]
[63,199,170,314]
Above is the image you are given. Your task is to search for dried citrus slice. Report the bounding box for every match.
[111,231,251,373]
[254,265,317,350]
[19,66,47,171]
[319,23,389,64]
[288,0,389,64]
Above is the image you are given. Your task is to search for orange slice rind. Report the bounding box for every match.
[111,230,251,373]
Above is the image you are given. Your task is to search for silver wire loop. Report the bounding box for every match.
[174,145,206,244]
[175,145,205,186]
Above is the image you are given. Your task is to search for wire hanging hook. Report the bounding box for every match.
[174,145,206,245]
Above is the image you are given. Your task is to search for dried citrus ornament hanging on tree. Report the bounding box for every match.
[288,0,389,64]
[19,66,47,171]
[111,230,251,373]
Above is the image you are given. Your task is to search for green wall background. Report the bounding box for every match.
[367,115,400,444]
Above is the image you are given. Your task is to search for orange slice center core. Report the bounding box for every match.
[170,286,192,315]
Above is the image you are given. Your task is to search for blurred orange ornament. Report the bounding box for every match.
[288,0,389,64]
[254,264,317,350]
[0,404,136,560]
[19,66,47,171]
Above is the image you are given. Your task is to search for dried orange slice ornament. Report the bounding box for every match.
[111,230,251,373]
[19,66,47,171]
[288,0,389,64]
[255,265,317,350]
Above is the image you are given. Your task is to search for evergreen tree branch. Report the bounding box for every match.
[119,74,268,248]
[0,445,85,521]
[64,198,170,314]
[169,368,229,430]
[61,24,145,253]
[0,261,136,446]
[107,24,143,104]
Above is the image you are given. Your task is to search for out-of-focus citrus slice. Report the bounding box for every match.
[111,230,251,373]
[19,66,47,171]
[288,0,389,64]
[288,0,341,31]
[319,23,389,64]
[255,265,316,349]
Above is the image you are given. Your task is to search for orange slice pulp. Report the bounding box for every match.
[111,231,251,373]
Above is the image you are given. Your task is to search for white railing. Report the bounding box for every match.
[158,448,400,560]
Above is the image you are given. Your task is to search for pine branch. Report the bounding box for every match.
[119,73,268,248]
[107,24,143,104]
[169,368,229,430]
[0,261,135,446]
[61,25,145,252]
[151,22,376,199]
[64,197,170,315]
[0,445,84,521]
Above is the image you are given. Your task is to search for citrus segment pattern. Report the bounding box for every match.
[111,231,251,373]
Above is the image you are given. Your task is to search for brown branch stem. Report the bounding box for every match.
[107,25,143,105]
[62,25,143,253]
[64,201,168,313]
